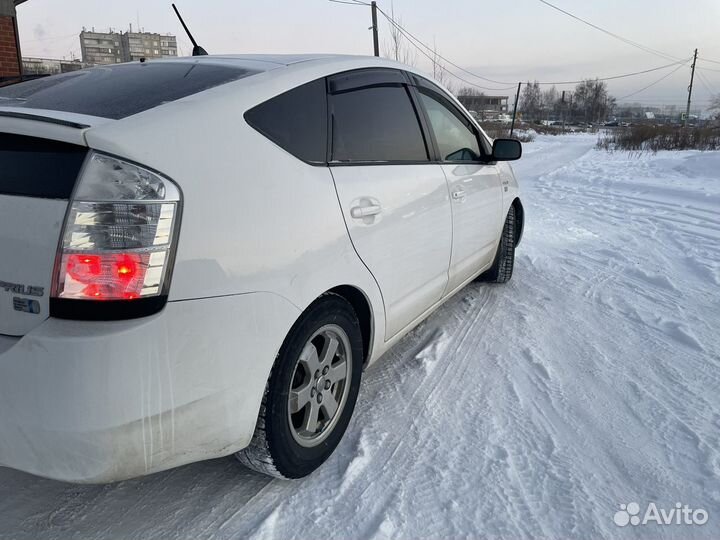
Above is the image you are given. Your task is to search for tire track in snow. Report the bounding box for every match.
[233,287,504,538]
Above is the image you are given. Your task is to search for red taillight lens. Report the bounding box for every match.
[59,252,151,301]
[52,152,181,305]
[66,254,102,281]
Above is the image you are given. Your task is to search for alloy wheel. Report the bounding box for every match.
[287,324,352,448]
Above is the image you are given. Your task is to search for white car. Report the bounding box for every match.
[0,54,523,483]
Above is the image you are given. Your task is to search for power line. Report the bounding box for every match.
[695,58,720,74]
[373,8,517,90]
[535,0,682,62]
[696,70,718,95]
[375,5,516,86]
[532,59,690,85]
[620,97,712,102]
[327,0,369,6]
[376,5,691,88]
[337,0,719,83]
[698,56,720,65]
[329,0,710,109]
[617,63,686,100]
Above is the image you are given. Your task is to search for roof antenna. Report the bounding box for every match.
[172,3,208,56]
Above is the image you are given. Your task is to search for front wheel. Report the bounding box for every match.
[236,294,363,479]
[480,205,516,284]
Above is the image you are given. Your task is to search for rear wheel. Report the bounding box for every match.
[236,294,363,478]
[480,205,516,284]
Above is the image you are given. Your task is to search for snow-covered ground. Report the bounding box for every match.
[1,134,719,539]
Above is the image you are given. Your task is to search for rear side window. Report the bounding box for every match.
[0,62,260,120]
[330,85,428,163]
[244,78,327,164]
[0,134,87,199]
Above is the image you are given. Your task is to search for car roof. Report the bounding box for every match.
[152,53,410,72]
[200,54,362,65]
[0,54,452,127]
[146,53,436,93]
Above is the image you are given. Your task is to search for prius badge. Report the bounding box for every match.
[0,279,44,297]
[1,279,44,314]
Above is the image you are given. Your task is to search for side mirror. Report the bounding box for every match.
[492,138,522,161]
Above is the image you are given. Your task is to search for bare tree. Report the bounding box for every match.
[573,79,614,123]
[383,1,417,66]
[542,85,559,119]
[709,94,720,121]
[431,37,448,87]
[519,81,542,122]
[457,87,484,97]
[444,78,457,96]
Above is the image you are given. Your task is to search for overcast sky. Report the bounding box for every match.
[15,0,720,110]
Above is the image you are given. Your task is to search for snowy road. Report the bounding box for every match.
[1,134,719,539]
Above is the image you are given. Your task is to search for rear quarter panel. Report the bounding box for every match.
[83,69,386,362]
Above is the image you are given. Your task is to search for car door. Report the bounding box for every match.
[411,76,504,293]
[328,69,453,339]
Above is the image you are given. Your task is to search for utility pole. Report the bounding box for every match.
[371,2,379,57]
[684,48,698,127]
[510,82,522,136]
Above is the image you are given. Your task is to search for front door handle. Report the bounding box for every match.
[452,189,466,200]
[350,204,382,219]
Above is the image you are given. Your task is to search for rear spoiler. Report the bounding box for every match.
[0,110,90,129]
[0,74,51,88]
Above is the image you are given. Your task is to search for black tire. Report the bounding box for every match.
[236,294,363,479]
[480,205,516,284]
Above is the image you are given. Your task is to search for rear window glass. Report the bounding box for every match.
[245,78,327,163]
[330,85,429,163]
[0,62,260,120]
[0,134,87,199]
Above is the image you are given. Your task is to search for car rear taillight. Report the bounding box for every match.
[51,152,181,318]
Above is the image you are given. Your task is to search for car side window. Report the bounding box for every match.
[330,84,429,163]
[418,89,482,162]
[245,78,327,164]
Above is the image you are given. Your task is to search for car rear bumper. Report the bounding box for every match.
[0,292,300,483]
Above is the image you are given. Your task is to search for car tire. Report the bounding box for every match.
[480,205,516,284]
[236,294,364,479]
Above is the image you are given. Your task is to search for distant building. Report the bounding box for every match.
[0,0,28,84]
[457,94,509,117]
[121,31,177,62]
[79,29,124,65]
[23,56,89,76]
[79,28,178,65]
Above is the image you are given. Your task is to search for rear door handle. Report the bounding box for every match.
[350,204,382,219]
